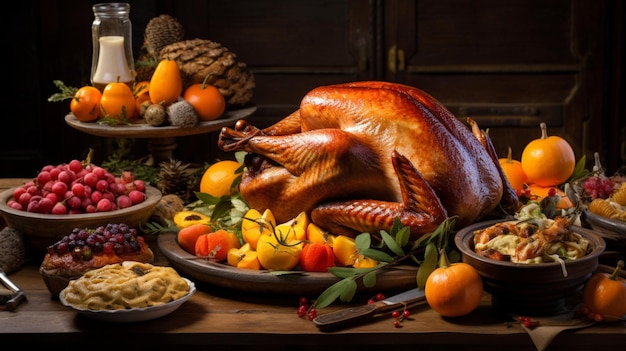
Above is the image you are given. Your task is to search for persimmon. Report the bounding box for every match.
[521,122,575,187]
[256,230,302,271]
[332,235,378,268]
[173,210,211,229]
[100,81,137,122]
[149,59,182,105]
[306,222,335,246]
[183,75,226,121]
[300,242,335,272]
[177,223,212,254]
[498,146,527,192]
[425,249,483,317]
[227,243,261,270]
[195,229,241,261]
[527,183,574,209]
[70,86,102,122]
[582,260,626,322]
[133,80,151,115]
[274,211,309,242]
[241,208,276,250]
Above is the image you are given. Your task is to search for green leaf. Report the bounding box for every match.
[568,155,589,183]
[327,266,362,279]
[354,233,372,251]
[447,248,461,263]
[339,279,358,302]
[416,242,438,289]
[211,198,234,221]
[194,191,222,205]
[395,226,411,248]
[361,248,394,262]
[380,230,405,256]
[314,279,356,309]
[362,270,377,288]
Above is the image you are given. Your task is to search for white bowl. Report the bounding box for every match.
[59,278,195,322]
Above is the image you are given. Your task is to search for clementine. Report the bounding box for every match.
[199,160,243,198]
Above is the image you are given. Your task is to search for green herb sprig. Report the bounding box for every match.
[313,217,459,309]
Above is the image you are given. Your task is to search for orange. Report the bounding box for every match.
[498,147,527,192]
[183,81,226,121]
[199,160,243,197]
[521,122,575,187]
[70,86,102,122]
[100,81,137,122]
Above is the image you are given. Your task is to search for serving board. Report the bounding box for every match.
[65,105,256,138]
[157,231,418,295]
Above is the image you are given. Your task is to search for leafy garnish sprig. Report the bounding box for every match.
[314,217,459,309]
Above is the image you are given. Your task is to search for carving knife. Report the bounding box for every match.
[0,268,27,311]
[313,287,426,331]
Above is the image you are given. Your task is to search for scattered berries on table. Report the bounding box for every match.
[297,296,317,321]
[517,316,540,329]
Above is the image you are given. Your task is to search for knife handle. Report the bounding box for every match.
[314,302,385,331]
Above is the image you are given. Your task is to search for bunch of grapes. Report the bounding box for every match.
[581,176,616,201]
[6,159,147,215]
[47,223,146,261]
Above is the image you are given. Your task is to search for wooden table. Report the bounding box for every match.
[1,179,624,350]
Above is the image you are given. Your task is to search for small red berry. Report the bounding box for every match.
[391,311,401,319]
[297,305,307,317]
[393,320,401,328]
[307,309,317,321]
[403,310,411,318]
[375,293,385,301]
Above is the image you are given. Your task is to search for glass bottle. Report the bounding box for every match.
[90,2,134,91]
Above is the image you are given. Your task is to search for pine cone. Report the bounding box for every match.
[159,39,255,106]
[144,14,185,57]
[157,158,193,203]
[135,15,185,82]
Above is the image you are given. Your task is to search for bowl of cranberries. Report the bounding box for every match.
[0,160,161,254]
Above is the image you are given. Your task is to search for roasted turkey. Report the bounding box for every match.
[219,81,518,239]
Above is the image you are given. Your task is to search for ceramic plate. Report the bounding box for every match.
[157,232,418,295]
[580,208,626,240]
[59,278,195,322]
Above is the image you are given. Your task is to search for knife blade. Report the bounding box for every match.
[313,287,426,331]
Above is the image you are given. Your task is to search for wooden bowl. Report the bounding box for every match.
[0,185,161,255]
[454,219,606,316]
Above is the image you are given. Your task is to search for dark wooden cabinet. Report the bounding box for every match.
[3,0,623,177]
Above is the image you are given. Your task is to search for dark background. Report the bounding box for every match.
[3,0,624,178]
